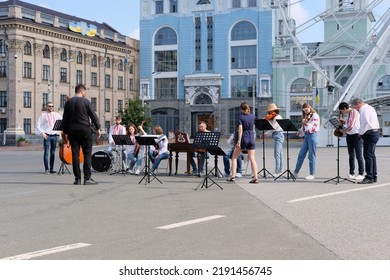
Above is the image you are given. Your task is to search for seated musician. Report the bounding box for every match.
[124,123,143,175]
[139,124,169,173]
[190,121,209,176]
[108,116,126,154]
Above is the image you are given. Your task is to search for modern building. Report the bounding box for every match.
[140,0,277,137]
[272,0,390,144]
[0,0,139,145]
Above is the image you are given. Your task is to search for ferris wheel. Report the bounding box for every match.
[274,0,390,118]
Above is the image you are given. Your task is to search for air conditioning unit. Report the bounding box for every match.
[0,108,6,114]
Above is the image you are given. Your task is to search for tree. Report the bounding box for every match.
[119,97,152,131]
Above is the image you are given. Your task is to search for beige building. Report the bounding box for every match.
[0,0,139,145]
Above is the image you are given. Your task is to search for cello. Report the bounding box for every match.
[59,133,84,164]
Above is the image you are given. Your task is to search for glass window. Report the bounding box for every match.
[155,0,163,14]
[91,54,97,67]
[91,72,97,86]
[0,118,7,133]
[154,27,177,45]
[248,0,257,7]
[76,51,83,64]
[0,91,8,107]
[228,107,241,133]
[23,62,32,78]
[23,91,31,108]
[231,46,257,69]
[155,78,177,99]
[170,0,177,13]
[118,76,124,90]
[207,16,213,71]
[232,0,241,8]
[118,60,123,71]
[129,63,133,74]
[231,21,257,41]
[43,65,50,81]
[290,78,312,93]
[23,118,32,134]
[105,57,111,68]
[0,61,6,77]
[60,94,67,109]
[76,70,83,84]
[195,17,201,71]
[0,39,6,54]
[377,75,390,90]
[43,45,50,58]
[154,50,177,72]
[105,99,110,112]
[129,78,134,90]
[231,75,256,98]
[60,49,68,61]
[118,100,123,111]
[105,74,111,88]
[42,93,48,109]
[60,68,67,82]
[24,41,32,55]
[91,97,97,111]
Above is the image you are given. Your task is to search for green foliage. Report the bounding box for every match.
[119,97,152,130]
[17,136,26,142]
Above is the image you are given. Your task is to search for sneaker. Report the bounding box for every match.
[272,173,281,178]
[127,169,135,174]
[292,172,298,178]
[199,171,205,177]
[224,173,230,178]
[305,175,315,180]
[84,178,98,185]
[354,174,365,180]
[235,173,242,178]
[135,169,140,175]
[50,170,56,174]
[349,174,355,179]
[45,170,50,175]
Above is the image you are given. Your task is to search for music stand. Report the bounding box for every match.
[136,135,162,185]
[208,146,225,178]
[324,117,355,185]
[52,120,71,175]
[274,119,297,181]
[254,119,275,179]
[193,132,223,190]
[110,134,131,176]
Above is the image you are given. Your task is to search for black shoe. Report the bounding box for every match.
[374,177,377,182]
[84,178,98,185]
[358,177,373,184]
[73,179,81,185]
[50,170,56,174]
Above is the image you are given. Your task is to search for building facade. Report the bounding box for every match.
[0,0,139,145]
[140,0,276,137]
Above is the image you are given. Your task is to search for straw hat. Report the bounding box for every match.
[267,103,279,112]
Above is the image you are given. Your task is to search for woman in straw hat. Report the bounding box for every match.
[264,103,284,177]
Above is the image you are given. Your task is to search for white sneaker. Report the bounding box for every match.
[349,174,355,179]
[272,173,281,178]
[354,174,365,180]
[293,172,298,178]
[305,175,315,180]
[127,169,135,174]
[135,169,140,175]
[235,173,242,178]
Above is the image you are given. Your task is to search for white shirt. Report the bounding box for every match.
[108,124,126,144]
[358,104,380,135]
[35,111,62,136]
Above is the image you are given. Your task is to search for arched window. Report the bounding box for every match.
[76,51,83,64]
[290,78,312,93]
[24,41,32,55]
[60,49,67,61]
[91,54,97,67]
[154,27,177,45]
[43,45,50,58]
[118,59,123,71]
[231,21,256,41]
[194,93,212,104]
[105,57,111,68]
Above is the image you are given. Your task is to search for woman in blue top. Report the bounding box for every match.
[227,102,259,183]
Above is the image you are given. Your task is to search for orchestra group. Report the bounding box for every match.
[37,85,380,185]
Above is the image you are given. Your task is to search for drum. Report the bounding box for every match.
[92,151,112,172]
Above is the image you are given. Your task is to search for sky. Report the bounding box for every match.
[15,0,390,43]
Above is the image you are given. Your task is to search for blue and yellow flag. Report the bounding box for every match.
[315,87,320,106]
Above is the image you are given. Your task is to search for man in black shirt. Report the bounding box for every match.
[62,84,101,185]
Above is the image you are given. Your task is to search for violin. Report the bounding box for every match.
[265,111,277,121]
[59,133,84,165]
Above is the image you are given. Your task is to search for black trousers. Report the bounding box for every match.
[68,128,93,180]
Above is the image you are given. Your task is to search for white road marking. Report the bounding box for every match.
[288,183,390,203]
[157,215,225,230]
[1,243,91,260]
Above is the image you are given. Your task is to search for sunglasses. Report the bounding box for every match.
[48,106,54,108]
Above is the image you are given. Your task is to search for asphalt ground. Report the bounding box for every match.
[0,140,389,260]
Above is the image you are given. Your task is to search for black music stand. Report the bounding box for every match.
[136,135,162,185]
[255,119,275,179]
[208,146,225,178]
[110,134,131,176]
[52,120,71,175]
[193,132,222,190]
[324,117,355,185]
[274,119,297,181]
